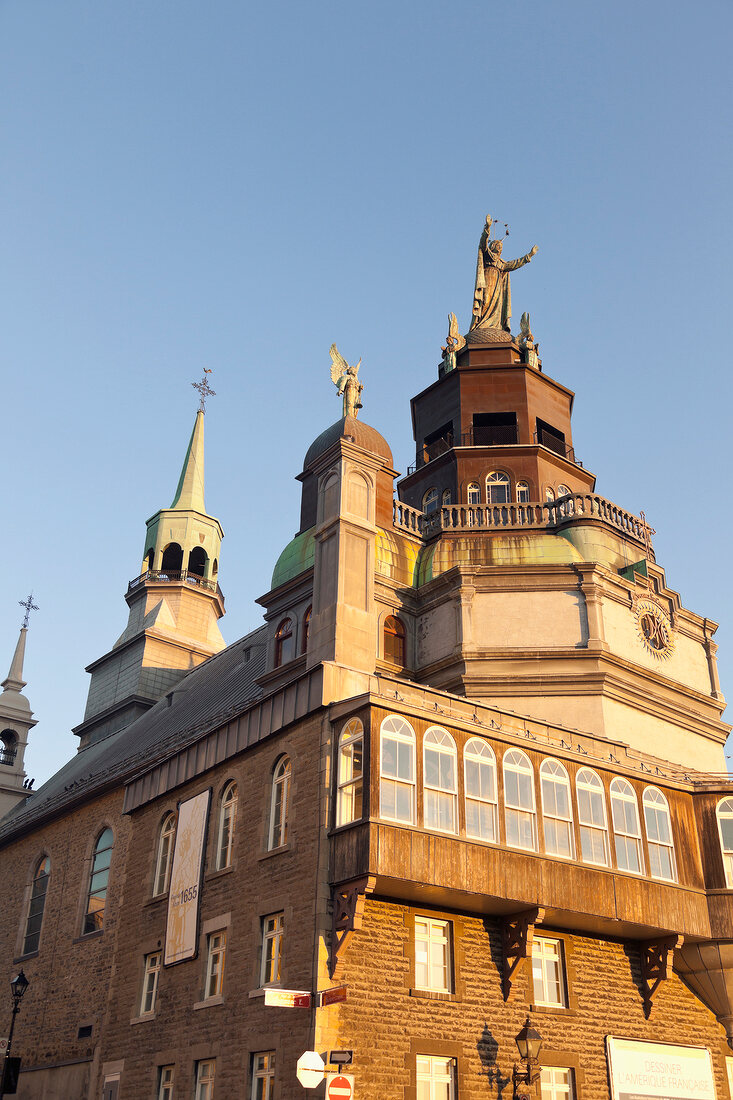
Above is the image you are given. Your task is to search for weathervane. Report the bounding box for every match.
[191,369,216,413]
[19,592,39,630]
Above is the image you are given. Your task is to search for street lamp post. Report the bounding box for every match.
[0,970,29,1100]
[512,1015,543,1100]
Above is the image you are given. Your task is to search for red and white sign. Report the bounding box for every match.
[319,985,347,1007]
[264,988,312,1008]
[326,1073,354,1100]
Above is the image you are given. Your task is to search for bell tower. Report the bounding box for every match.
[74,397,226,750]
[0,608,38,818]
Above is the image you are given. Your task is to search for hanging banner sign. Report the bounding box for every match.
[164,789,211,965]
[606,1038,715,1100]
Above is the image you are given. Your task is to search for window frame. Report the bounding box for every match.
[379,715,416,825]
[194,1060,216,1100]
[540,1066,575,1100]
[486,470,511,504]
[336,718,364,827]
[274,617,294,667]
[416,1054,456,1100]
[532,935,568,1008]
[575,767,610,867]
[140,950,162,1016]
[260,912,284,987]
[157,1065,175,1100]
[204,930,227,999]
[467,482,481,506]
[216,782,238,870]
[716,796,733,887]
[423,487,439,514]
[610,777,645,875]
[383,615,406,666]
[442,489,452,506]
[503,749,537,851]
[251,1052,276,1100]
[516,481,530,503]
[268,756,291,850]
[464,738,498,844]
[642,786,677,882]
[414,916,453,994]
[422,727,458,835]
[153,812,176,897]
[83,827,114,935]
[302,606,312,655]
[22,855,50,955]
[540,759,575,860]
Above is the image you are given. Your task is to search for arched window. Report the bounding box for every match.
[188,546,207,578]
[442,489,452,506]
[716,797,733,887]
[380,716,415,825]
[643,787,676,881]
[337,718,364,827]
[269,757,291,850]
[212,558,219,577]
[467,482,481,505]
[384,616,406,666]
[422,487,439,514]
[503,749,537,850]
[153,813,176,896]
[545,487,555,503]
[610,778,643,874]
[464,738,498,842]
[84,827,114,934]
[516,481,530,503]
[557,484,571,498]
[216,782,238,870]
[23,856,50,955]
[1,729,17,766]
[423,728,457,833]
[274,618,294,667]
[161,542,183,573]
[486,471,511,504]
[540,760,574,858]
[576,768,609,866]
[302,607,312,655]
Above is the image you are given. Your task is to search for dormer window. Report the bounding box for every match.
[274,618,294,667]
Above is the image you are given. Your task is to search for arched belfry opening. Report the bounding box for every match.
[161,543,183,573]
[1,729,18,765]
[144,549,154,574]
[188,546,207,578]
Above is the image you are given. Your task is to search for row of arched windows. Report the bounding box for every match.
[274,609,311,667]
[422,476,575,512]
[337,717,681,882]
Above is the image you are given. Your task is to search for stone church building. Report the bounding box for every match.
[2,222,733,1100]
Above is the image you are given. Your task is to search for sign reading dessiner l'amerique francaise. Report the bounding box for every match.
[606,1038,715,1100]
[164,789,211,965]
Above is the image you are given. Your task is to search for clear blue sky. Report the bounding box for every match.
[3,0,732,784]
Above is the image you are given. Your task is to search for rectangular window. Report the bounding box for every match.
[195,1060,215,1100]
[532,937,567,1007]
[205,931,226,999]
[414,918,452,993]
[541,1067,574,1100]
[380,723,415,824]
[261,913,283,986]
[252,1052,276,1100]
[416,1055,456,1100]
[140,951,161,1015]
[157,1065,174,1100]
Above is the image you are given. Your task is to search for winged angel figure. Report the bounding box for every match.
[441,312,466,374]
[329,343,363,419]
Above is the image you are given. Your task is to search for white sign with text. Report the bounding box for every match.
[607,1038,715,1100]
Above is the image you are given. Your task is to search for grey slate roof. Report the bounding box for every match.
[0,624,268,845]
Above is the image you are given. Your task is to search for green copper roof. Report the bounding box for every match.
[271,528,316,590]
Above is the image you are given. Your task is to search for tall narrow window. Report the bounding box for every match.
[541,1068,575,1100]
[384,616,406,666]
[140,951,162,1015]
[274,618,294,667]
[416,1055,455,1100]
[269,757,291,849]
[643,787,676,881]
[217,782,238,870]
[540,759,574,859]
[464,738,498,842]
[84,827,114,934]
[486,471,510,504]
[205,931,227,999]
[503,750,537,851]
[532,937,567,1007]
[337,718,364,827]
[423,728,457,833]
[516,481,530,503]
[545,487,555,503]
[153,813,176,896]
[195,1060,216,1100]
[423,487,439,514]
[576,768,609,866]
[380,716,416,824]
[261,912,284,986]
[252,1053,276,1100]
[23,856,50,955]
[302,606,312,655]
[414,918,452,992]
[467,482,481,505]
[442,489,452,506]
[157,1066,175,1100]
[610,778,644,874]
[717,797,733,887]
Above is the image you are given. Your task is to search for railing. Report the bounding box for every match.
[127,570,223,597]
[393,492,654,550]
[406,425,579,476]
[0,748,17,767]
[535,428,576,463]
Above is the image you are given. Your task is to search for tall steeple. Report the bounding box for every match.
[0,613,38,818]
[74,394,226,750]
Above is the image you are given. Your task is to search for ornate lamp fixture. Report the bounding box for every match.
[512,1016,543,1100]
[0,970,29,1100]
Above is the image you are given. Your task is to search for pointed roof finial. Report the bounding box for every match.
[192,369,216,413]
[18,593,39,631]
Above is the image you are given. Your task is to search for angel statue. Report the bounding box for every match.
[518,311,540,369]
[440,312,466,375]
[471,215,538,333]
[329,343,363,419]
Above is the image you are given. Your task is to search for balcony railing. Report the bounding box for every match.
[393,492,654,552]
[406,425,579,475]
[0,748,17,767]
[535,427,575,463]
[127,569,223,598]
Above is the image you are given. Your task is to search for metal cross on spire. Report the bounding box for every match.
[19,592,39,630]
[191,369,216,413]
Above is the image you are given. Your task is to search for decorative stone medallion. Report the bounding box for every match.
[633,595,675,659]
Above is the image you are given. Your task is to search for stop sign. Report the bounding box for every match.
[327,1073,355,1099]
[296,1051,325,1089]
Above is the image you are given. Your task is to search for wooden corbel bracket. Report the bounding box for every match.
[639,934,683,1017]
[328,875,376,979]
[501,906,545,1000]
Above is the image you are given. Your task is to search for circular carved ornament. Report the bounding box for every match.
[633,596,675,659]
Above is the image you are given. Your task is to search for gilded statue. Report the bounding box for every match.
[441,312,466,374]
[329,344,363,419]
[471,216,538,333]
